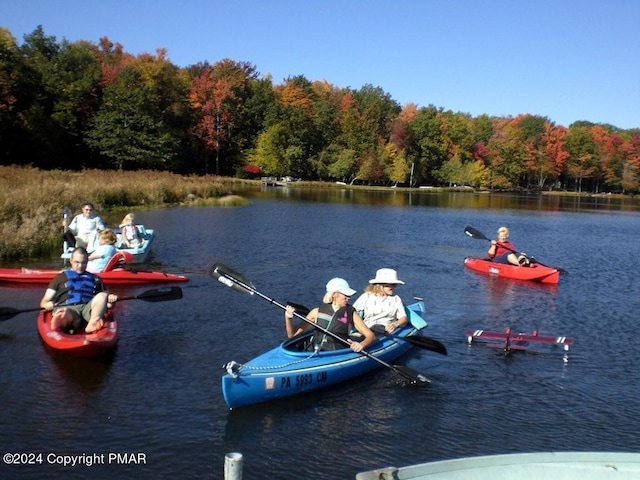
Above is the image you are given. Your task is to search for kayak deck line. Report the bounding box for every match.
[224,349,321,378]
[224,328,415,379]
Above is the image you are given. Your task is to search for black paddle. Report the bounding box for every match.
[464,226,567,274]
[0,286,183,322]
[211,263,431,386]
[370,324,448,355]
[288,301,447,355]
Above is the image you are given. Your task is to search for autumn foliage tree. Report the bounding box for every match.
[189,59,257,174]
[1,25,639,194]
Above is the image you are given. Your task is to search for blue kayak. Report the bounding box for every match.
[222,301,428,409]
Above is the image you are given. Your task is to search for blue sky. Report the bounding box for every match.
[2,0,639,129]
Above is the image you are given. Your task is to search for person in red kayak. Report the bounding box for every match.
[487,226,530,266]
[39,247,118,333]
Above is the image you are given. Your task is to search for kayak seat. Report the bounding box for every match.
[286,334,314,352]
[103,251,133,272]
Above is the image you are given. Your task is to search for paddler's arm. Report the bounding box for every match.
[349,311,374,352]
[488,240,497,258]
[284,305,314,338]
[106,293,118,308]
[40,288,56,311]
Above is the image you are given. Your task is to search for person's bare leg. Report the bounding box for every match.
[85,292,108,333]
[51,308,72,330]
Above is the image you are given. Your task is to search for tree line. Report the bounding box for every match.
[1,26,639,193]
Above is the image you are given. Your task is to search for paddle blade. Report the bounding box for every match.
[464,226,489,241]
[286,301,311,317]
[370,325,448,355]
[134,286,183,302]
[529,257,568,274]
[392,365,432,386]
[406,335,448,355]
[0,306,41,322]
[210,263,255,295]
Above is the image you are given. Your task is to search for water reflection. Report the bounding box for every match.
[43,349,115,393]
[3,190,640,479]
[243,185,640,212]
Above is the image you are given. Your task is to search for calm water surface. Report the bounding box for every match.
[1,189,639,479]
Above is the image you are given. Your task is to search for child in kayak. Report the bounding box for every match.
[119,213,144,248]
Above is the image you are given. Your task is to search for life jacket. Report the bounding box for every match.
[61,270,100,305]
[313,303,354,350]
[122,224,142,242]
[490,240,516,259]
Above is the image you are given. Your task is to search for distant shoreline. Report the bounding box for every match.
[1,166,635,261]
[271,179,635,198]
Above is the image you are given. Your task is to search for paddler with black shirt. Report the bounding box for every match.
[40,247,118,333]
[284,277,374,352]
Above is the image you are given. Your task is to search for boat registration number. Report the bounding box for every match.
[277,371,328,389]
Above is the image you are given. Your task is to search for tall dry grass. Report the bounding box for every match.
[0,166,251,260]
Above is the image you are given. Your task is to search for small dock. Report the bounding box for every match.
[261,176,278,186]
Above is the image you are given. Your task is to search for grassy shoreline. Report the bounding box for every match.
[0,166,252,260]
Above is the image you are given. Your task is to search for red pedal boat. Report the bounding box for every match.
[466,327,573,356]
[0,253,188,286]
[37,309,118,357]
[463,257,560,284]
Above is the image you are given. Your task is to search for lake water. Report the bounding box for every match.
[1,188,640,479]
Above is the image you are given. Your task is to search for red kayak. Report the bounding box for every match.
[37,309,118,357]
[464,257,560,284]
[0,266,188,286]
[0,251,188,286]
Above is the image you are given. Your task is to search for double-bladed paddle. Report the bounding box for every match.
[464,226,567,274]
[211,262,432,386]
[369,324,448,355]
[0,286,183,322]
[287,301,447,355]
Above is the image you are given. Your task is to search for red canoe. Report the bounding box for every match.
[37,309,118,357]
[463,257,560,284]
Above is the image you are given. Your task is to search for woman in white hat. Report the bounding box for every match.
[352,268,408,333]
[284,277,374,352]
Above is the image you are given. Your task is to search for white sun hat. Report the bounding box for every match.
[325,278,356,296]
[369,268,405,285]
